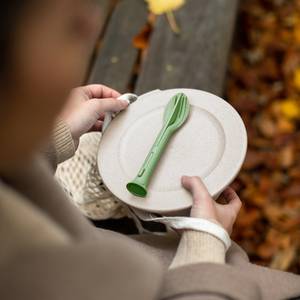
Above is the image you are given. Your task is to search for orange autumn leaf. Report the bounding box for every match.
[293,68,300,90]
[278,145,295,169]
[277,118,295,134]
[257,243,277,260]
[133,23,152,50]
[294,26,300,44]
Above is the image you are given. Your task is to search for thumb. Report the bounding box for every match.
[182,176,215,218]
[87,97,129,114]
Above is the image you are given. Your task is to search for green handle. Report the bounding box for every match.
[126,92,190,197]
[126,125,174,197]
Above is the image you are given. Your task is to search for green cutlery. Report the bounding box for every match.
[126,92,190,197]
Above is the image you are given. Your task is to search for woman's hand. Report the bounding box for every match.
[182,176,242,234]
[60,84,129,145]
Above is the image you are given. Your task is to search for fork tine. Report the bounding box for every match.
[178,95,187,123]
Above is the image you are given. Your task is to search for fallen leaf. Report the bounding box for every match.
[281,182,300,198]
[277,117,295,134]
[146,0,185,15]
[256,114,277,138]
[133,23,153,50]
[257,243,277,259]
[243,150,265,170]
[294,26,300,44]
[278,145,295,169]
[293,68,300,90]
[280,99,300,120]
[270,245,296,270]
[236,207,261,228]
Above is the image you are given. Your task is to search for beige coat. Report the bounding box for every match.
[0,121,300,300]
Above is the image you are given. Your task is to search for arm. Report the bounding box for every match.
[43,84,128,170]
[0,188,163,300]
[43,120,76,169]
[170,176,239,268]
[160,177,261,299]
[161,262,261,300]
[169,230,225,269]
[0,233,163,300]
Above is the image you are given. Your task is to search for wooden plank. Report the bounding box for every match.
[135,0,239,96]
[89,0,148,92]
[87,0,114,78]
[96,0,115,36]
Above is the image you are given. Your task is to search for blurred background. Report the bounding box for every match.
[60,0,300,273]
[227,0,300,273]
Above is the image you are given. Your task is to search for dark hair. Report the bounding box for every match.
[0,2,29,77]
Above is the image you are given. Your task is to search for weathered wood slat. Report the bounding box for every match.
[89,0,148,92]
[135,0,238,96]
[87,0,113,79]
[96,0,115,37]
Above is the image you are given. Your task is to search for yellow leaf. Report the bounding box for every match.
[293,68,300,90]
[280,99,300,120]
[294,26,300,44]
[146,0,185,15]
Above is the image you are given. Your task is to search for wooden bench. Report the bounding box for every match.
[89,0,238,96]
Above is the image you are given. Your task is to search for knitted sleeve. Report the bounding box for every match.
[169,230,226,269]
[161,231,262,299]
[43,120,76,169]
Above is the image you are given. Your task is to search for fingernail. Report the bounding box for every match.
[121,100,129,107]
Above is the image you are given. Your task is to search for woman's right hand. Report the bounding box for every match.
[60,84,128,145]
[181,176,242,234]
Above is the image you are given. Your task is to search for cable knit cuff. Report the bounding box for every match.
[169,230,226,269]
[53,120,75,164]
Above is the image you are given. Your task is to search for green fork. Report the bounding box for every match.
[126,92,190,197]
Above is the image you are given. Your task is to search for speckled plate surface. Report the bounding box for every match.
[98,89,247,214]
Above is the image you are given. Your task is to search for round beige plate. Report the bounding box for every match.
[98,89,247,214]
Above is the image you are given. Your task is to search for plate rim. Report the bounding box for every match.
[98,88,247,213]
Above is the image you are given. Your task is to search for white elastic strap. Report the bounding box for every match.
[125,206,170,236]
[124,206,151,234]
[130,208,231,250]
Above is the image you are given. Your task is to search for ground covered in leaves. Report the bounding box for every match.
[226,0,300,273]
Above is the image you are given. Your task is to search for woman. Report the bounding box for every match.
[0,1,300,299]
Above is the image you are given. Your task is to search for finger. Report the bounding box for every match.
[98,112,106,121]
[82,84,121,99]
[216,193,228,205]
[181,176,212,208]
[220,187,242,214]
[89,120,103,132]
[88,97,129,114]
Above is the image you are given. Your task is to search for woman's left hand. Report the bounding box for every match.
[60,84,129,145]
[182,176,242,235]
